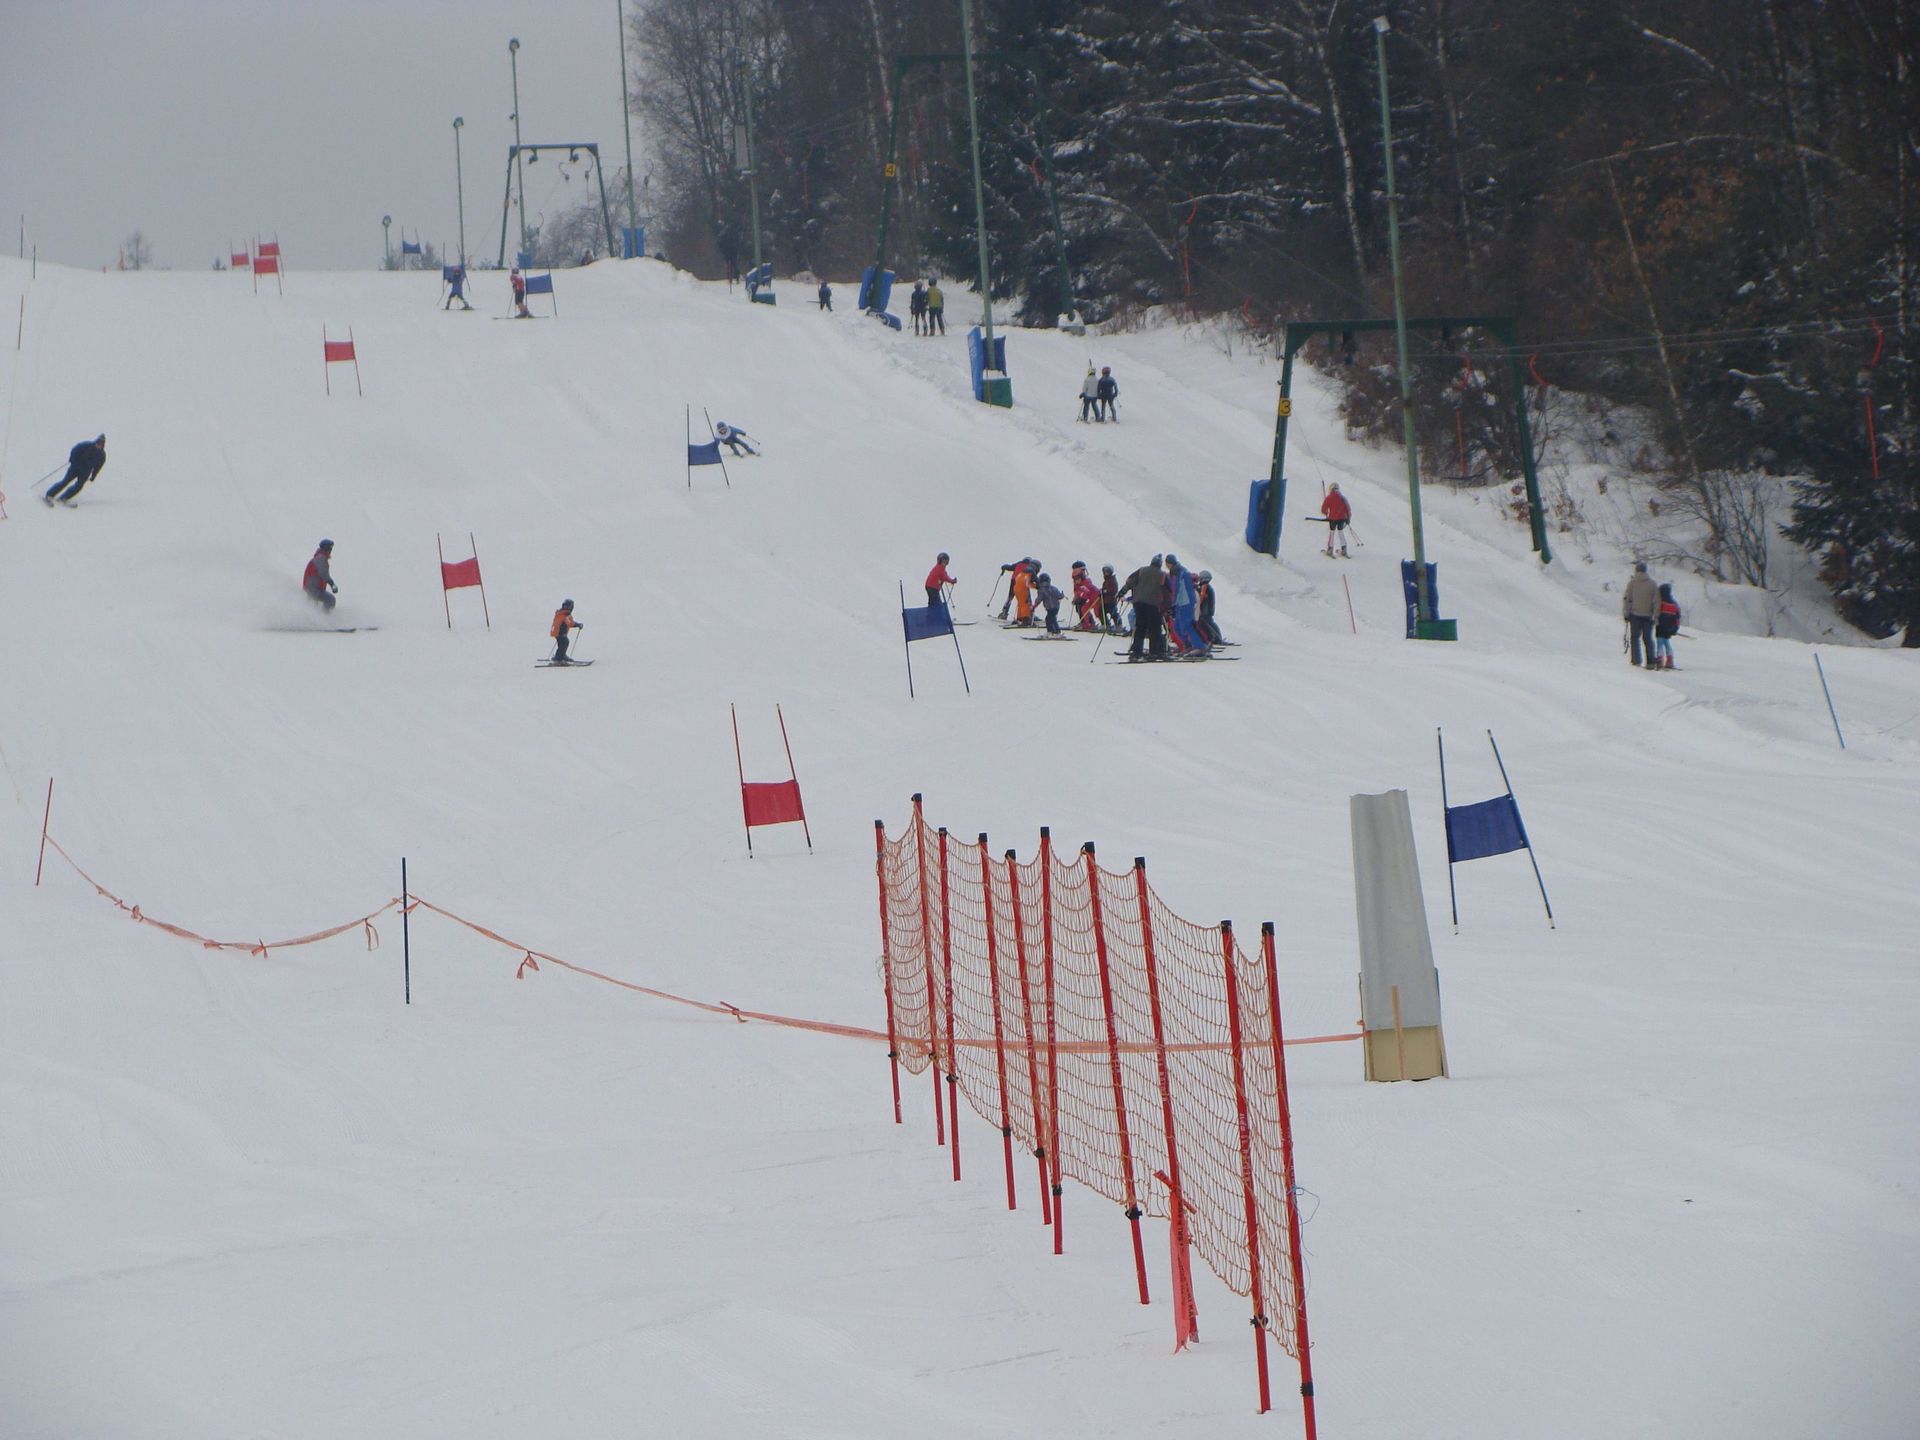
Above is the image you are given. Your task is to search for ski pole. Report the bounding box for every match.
[985,571,1005,613]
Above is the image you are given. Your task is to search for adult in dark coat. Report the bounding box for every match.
[1119,556,1168,660]
[44,435,106,505]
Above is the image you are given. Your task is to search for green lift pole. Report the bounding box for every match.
[1373,15,1438,635]
[959,0,997,370]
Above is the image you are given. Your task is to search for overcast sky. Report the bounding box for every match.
[1,0,648,271]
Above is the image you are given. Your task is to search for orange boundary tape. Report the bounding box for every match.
[40,834,1362,1049]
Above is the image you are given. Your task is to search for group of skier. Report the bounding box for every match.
[1622,562,1683,670]
[1077,367,1120,422]
[964,554,1224,658]
[907,280,947,336]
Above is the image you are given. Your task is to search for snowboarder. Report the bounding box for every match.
[909,281,928,335]
[510,268,530,318]
[925,281,946,335]
[550,599,585,663]
[925,552,957,608]
[1321,483,1351,556]
[303,539,338,612]
[1096,366,1120,422]
[1079,368,1100,422]
[817,280,833,311]
[713,421,759,456]
[1035,573,1064,635]
[1195,570,1223,645]
[1099,565,1124,633]
[444,266,471,310]
[1623,562,1661,669]
[1119,556,1168,660]
[1655,582,1681,670]
[43,434,107,506]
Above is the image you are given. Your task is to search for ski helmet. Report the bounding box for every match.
[561,599,574,610]
[318,539,333,551]
[937,552,950,563]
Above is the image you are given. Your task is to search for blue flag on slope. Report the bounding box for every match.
[688,439,723,466]
[903,601,955,643]
[523,273,554,295]
[1444,793,1529,863]
[401,240,423,256]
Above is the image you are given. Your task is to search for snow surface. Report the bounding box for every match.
[2,256,1917,1439]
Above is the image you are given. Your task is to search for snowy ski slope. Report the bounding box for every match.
[2,255,1917,1439]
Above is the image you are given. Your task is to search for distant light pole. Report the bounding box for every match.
[453,117,467,270]
[509,38,528,260]
[382,214,392,269]
[616,0,638,240]
[1372,14,1433,628]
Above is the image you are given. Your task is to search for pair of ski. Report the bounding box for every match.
[536,657,594,668]
[1111,651,1239,664]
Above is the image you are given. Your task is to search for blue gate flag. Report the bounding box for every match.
[401,239,423,256]
[688,439,723,466]
[1445,793,1529,863]
[903,601,955,643]
[523,272,554,295]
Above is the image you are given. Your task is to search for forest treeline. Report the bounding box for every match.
[622,0,1918,643]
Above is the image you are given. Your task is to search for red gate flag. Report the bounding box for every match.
[731,704,811,854]
[257,240,280,258]
[252,251,283,295]
[231,251,250,269]
[322,326,361,395]
[437,533,490,628]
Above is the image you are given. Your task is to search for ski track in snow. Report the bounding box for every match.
[1,257,1917,1439]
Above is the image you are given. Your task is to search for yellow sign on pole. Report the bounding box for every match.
[883,163,897,179]
[1277,397,1293,418]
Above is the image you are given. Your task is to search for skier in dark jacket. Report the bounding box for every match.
[1095,367,1119,421]
[1035,573,1064,635]
[444,266,471,310]
[44,434,107,506]
[1119,556,1168,660]
[1195,570,1223,645]
[1654,583,1681,670]
[1099,565,1124,632]
[713,421,759,456]
[817,281,833,311]
[909,282,928,335]
[303,539,338,612]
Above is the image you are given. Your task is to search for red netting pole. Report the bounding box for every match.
[1221,921,1272,1414]
[875,819,902,1124]
[1007,846,1051,1226]
[913,795,944,1147]
[1085,841,1149,1304]
[1263,922,1318,1440]
[979,834,1017,1210]
[1041,827,1064,1253]
[939,825,960,1182]
[1135,857,1191,1319]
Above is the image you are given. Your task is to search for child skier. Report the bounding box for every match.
[1070,562,1099,629]
[909,281,928,335]
[925,552,957,608]
[818,281,833,311]
[1035,573,1064,635]
[510,268,530,318]
[444,266,471,310]
[1011,561,1037,626]
[550,599,585,663]
[303,539,338,612]
[1655,583,1681,669]
[713,421,759,456]
[1195,570,1223,645]
[1100,565,1124,632]
[1096,366,1119,421]
[996,557,1038,621]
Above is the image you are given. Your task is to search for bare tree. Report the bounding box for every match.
[123,230,153,270]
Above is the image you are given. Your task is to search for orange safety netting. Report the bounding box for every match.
[876,800,1322,1415]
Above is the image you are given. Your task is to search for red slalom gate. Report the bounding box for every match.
[437,533,490,628]
[730,704,810,854]
[322,326,360,394]
[876,797,1322,1429]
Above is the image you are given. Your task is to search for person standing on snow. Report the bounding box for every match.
[925,552,957,608]
[510,267,530,317]
[1622,562,1661,669]
[1096,366,1120,421]
[1195,570,1223,645]
[1035,573,1065,635]
[1099,565,1124,632]
[1163,553,1203,653]
[1120,555,1168,660]
[713,421,759,456]
[1070,562,1099,629]
[444,266,472,310]
[996,557,1037,621]
[550,599,585,663]
[1010,560,1039,626]
[1320,482,1352,556]
[818,280,833,311]
[303,539,338,612]
[43,434,107,506]
[1654,583,1681,670]
[1079,368,1100,422]
[909,281,928,335]
[924,280,946,335]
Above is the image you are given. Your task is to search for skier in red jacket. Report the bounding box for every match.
[302,539,338,611]
[1320,483,1352,557]
[925,553,956,608]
